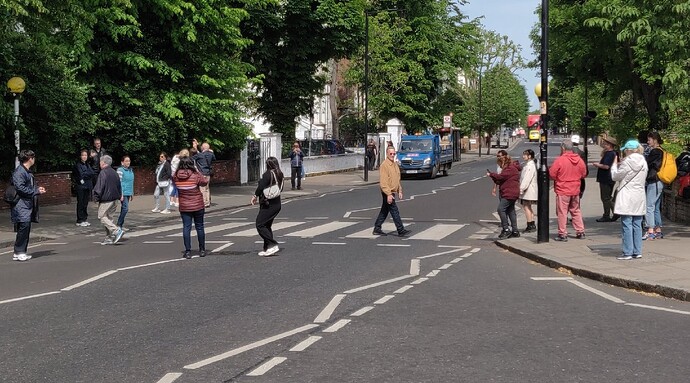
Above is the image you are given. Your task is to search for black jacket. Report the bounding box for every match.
[93,167,122,202]
[646,147,663,183]
[73,161,95,190]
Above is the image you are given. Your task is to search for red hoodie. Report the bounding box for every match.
[549,151,587,196]
[489,160,522,200]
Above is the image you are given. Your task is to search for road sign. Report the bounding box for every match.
[443,115,452,128]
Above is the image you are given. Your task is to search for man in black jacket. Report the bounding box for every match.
[93,155,124,245]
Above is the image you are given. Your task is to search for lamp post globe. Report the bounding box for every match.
[7,76,25,168]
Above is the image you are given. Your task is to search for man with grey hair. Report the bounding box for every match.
[549,140,587,241]
[93,154,124,244]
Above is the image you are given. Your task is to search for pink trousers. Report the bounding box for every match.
[556,194,585,236]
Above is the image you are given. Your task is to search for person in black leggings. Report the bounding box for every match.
[250,157,284,257]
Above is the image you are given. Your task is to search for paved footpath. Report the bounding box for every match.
[2,144,689,302]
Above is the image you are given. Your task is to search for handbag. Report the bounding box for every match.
[263,171,282,199]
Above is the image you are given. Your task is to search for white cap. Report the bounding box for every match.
[571,134,581,144]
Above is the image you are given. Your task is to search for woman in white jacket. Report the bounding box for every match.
[519,149,538,233]
[610,140,648,260]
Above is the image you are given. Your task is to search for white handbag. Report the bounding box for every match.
[263,171,282,199]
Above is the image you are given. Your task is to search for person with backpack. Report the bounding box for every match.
[10,150,47,261]
[643,132,666,240]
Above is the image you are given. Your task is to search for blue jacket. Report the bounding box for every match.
[289,150,304,167]
[193,151,215,176]
[117,166,135,196]
[11,164,40,224]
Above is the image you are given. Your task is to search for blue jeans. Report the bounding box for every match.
[374,192,405,233]
[180,210,205,251]
[117,196,130,228]
[645,181,663,229]
[497,197,517,232]
[621,215,643,256]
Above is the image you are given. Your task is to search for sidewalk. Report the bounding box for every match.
[2,144,689,301]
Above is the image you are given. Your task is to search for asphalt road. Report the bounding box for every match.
[1,142,689,383]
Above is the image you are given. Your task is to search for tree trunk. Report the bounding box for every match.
[329,59,339,139]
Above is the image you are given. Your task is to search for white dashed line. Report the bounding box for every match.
[350,306,375,317]
[374,295,395,304]
[450,258,463,263]
[410,277,429,285]
[156,372,183,383]
[438,263,453,270]
[426,270,440,277]
[290,336,323,352]
[394,285,414,294]
[625,303,690,315]
[343,275,415,294]
[567,280,626,303]
[118,259,185,271]
[211,242,234,253]
[0,291,61,305]
[61,270,118,291]
[314,294,346,323]
[247,357,287,376]
[377,244,411,247]
[323,319,351,333]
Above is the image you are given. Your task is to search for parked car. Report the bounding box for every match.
[297,139,352,156]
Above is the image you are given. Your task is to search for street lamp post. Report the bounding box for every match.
[535,0,549,243]
[7,76,26,169]
[364,11,370,182]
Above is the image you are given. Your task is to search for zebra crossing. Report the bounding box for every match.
[132,217,476,244]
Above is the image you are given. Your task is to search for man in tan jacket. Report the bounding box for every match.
[373,146,410,237]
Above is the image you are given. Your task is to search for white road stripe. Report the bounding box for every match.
[184,324,318,369]
[143,241,174,244]
[323,319,351,333]
[410,259,421,276]
[314,294,347,323]
[407,224,467,241]
[450,258,463,263]
[625,303,690,315]
[246,357,287,376]
[394,285,414,294]
[433,218,458,222]
[290,336,323,352]
[168,222,252,237]
[416,248,464,259]
[374,295,395,304]
[118,259,185,271]
[226,221,304,237]
[437,245,470,249]
[0,243,42,255]
[343,275,415,294]
[411,277,428,285]
[350,306,375,317]
[61,270,118,291]
[0,291,61,305]
[346,223,415,239]
[377,244,410,247]
[212,242,234,253]
[439,263,453,270]
[312,242,347,245]
[468,235,488,239]
[426,270,440,277]
[126,223,182,238]
[567,280,626,303]
[156,372,183,383]
[471,247,481,253]
[286,221,358,238]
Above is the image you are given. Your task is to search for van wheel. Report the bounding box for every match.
[430,164,438,179]
[442,168,448,176]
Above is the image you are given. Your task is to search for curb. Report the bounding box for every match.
[494,240,690,302]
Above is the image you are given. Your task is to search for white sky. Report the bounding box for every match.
[461,0,541,110]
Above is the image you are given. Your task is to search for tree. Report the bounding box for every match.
[481,65,529,132]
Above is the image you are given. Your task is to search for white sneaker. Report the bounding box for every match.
[83,221,91,226]
[76,222,83,227]
[151,208,161,213]
[160,209,171,214]
[258,250,268,256]
[101,238,113,245]
[264,246,280,256]
[12,253,31,261]
[616,254,633,260]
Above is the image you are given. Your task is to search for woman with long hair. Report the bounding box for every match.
[152,152,172,214]
[116,155,134,231]
[644,132,665,240]
[488,154,522,240]
[173,156,208,259]
[72,149,95,226]
[250,157,284,256]
[519,149,538,233]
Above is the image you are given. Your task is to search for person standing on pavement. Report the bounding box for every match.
[289,142,305,190]
[488,154,522,239]
[10,150,47,261]
[250,157,284,257]
[549,140,588,241]
[571,135,588,199]
[90,137,107,178]
[611,140,648,260]
[644,131,665,240]
[93,155,124,245]
[152,152,172,214]
[73,149,95,227]
[366,139,378,171]
[372,146,410,237]
[192,139,215,208]
[173,156,208,259]
[116,155,134,231]
[519,149,538,233]
[591,137,619,222]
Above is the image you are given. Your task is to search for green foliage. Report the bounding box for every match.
[480,65,529,132]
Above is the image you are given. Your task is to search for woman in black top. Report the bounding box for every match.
[72,149,95,226]
[250,157,284,257]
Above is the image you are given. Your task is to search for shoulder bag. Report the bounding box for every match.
[263,171,282,199]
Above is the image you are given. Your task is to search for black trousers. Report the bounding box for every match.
[374,192,405,233]
[14,221,31,254]
[599,182,615,217]
[76,187,91,223]
[256,198,281,250]
[291,166,302,189]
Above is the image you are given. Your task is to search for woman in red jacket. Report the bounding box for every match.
[173,156,209,259]
[488,155,522,240]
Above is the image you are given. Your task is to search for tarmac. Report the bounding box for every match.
[1,141,689,302]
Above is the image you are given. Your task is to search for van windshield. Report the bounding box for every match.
[400,139,433,152]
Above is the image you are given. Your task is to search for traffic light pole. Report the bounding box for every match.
[537,0,550,243]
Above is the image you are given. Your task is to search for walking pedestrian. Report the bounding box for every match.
[643,131,665,240]
[152,152,172,214]
[549,140,588,241]
[250,157,284,256]
[611,140,648,260]
[366,139,378,170]
[491,150,508,197]
[93,155,124,245]
[116,155,134,231]
[488,154,522,239]
[72,149,95,227]
[591,136,619,222]
[519,149,538,233]
[289,142,305,190]
[173,156,208,259]
[372,146,410,237]
[10,150,47,261]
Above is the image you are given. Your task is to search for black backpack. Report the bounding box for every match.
[676,151,690,176]
[3,183,19,205]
